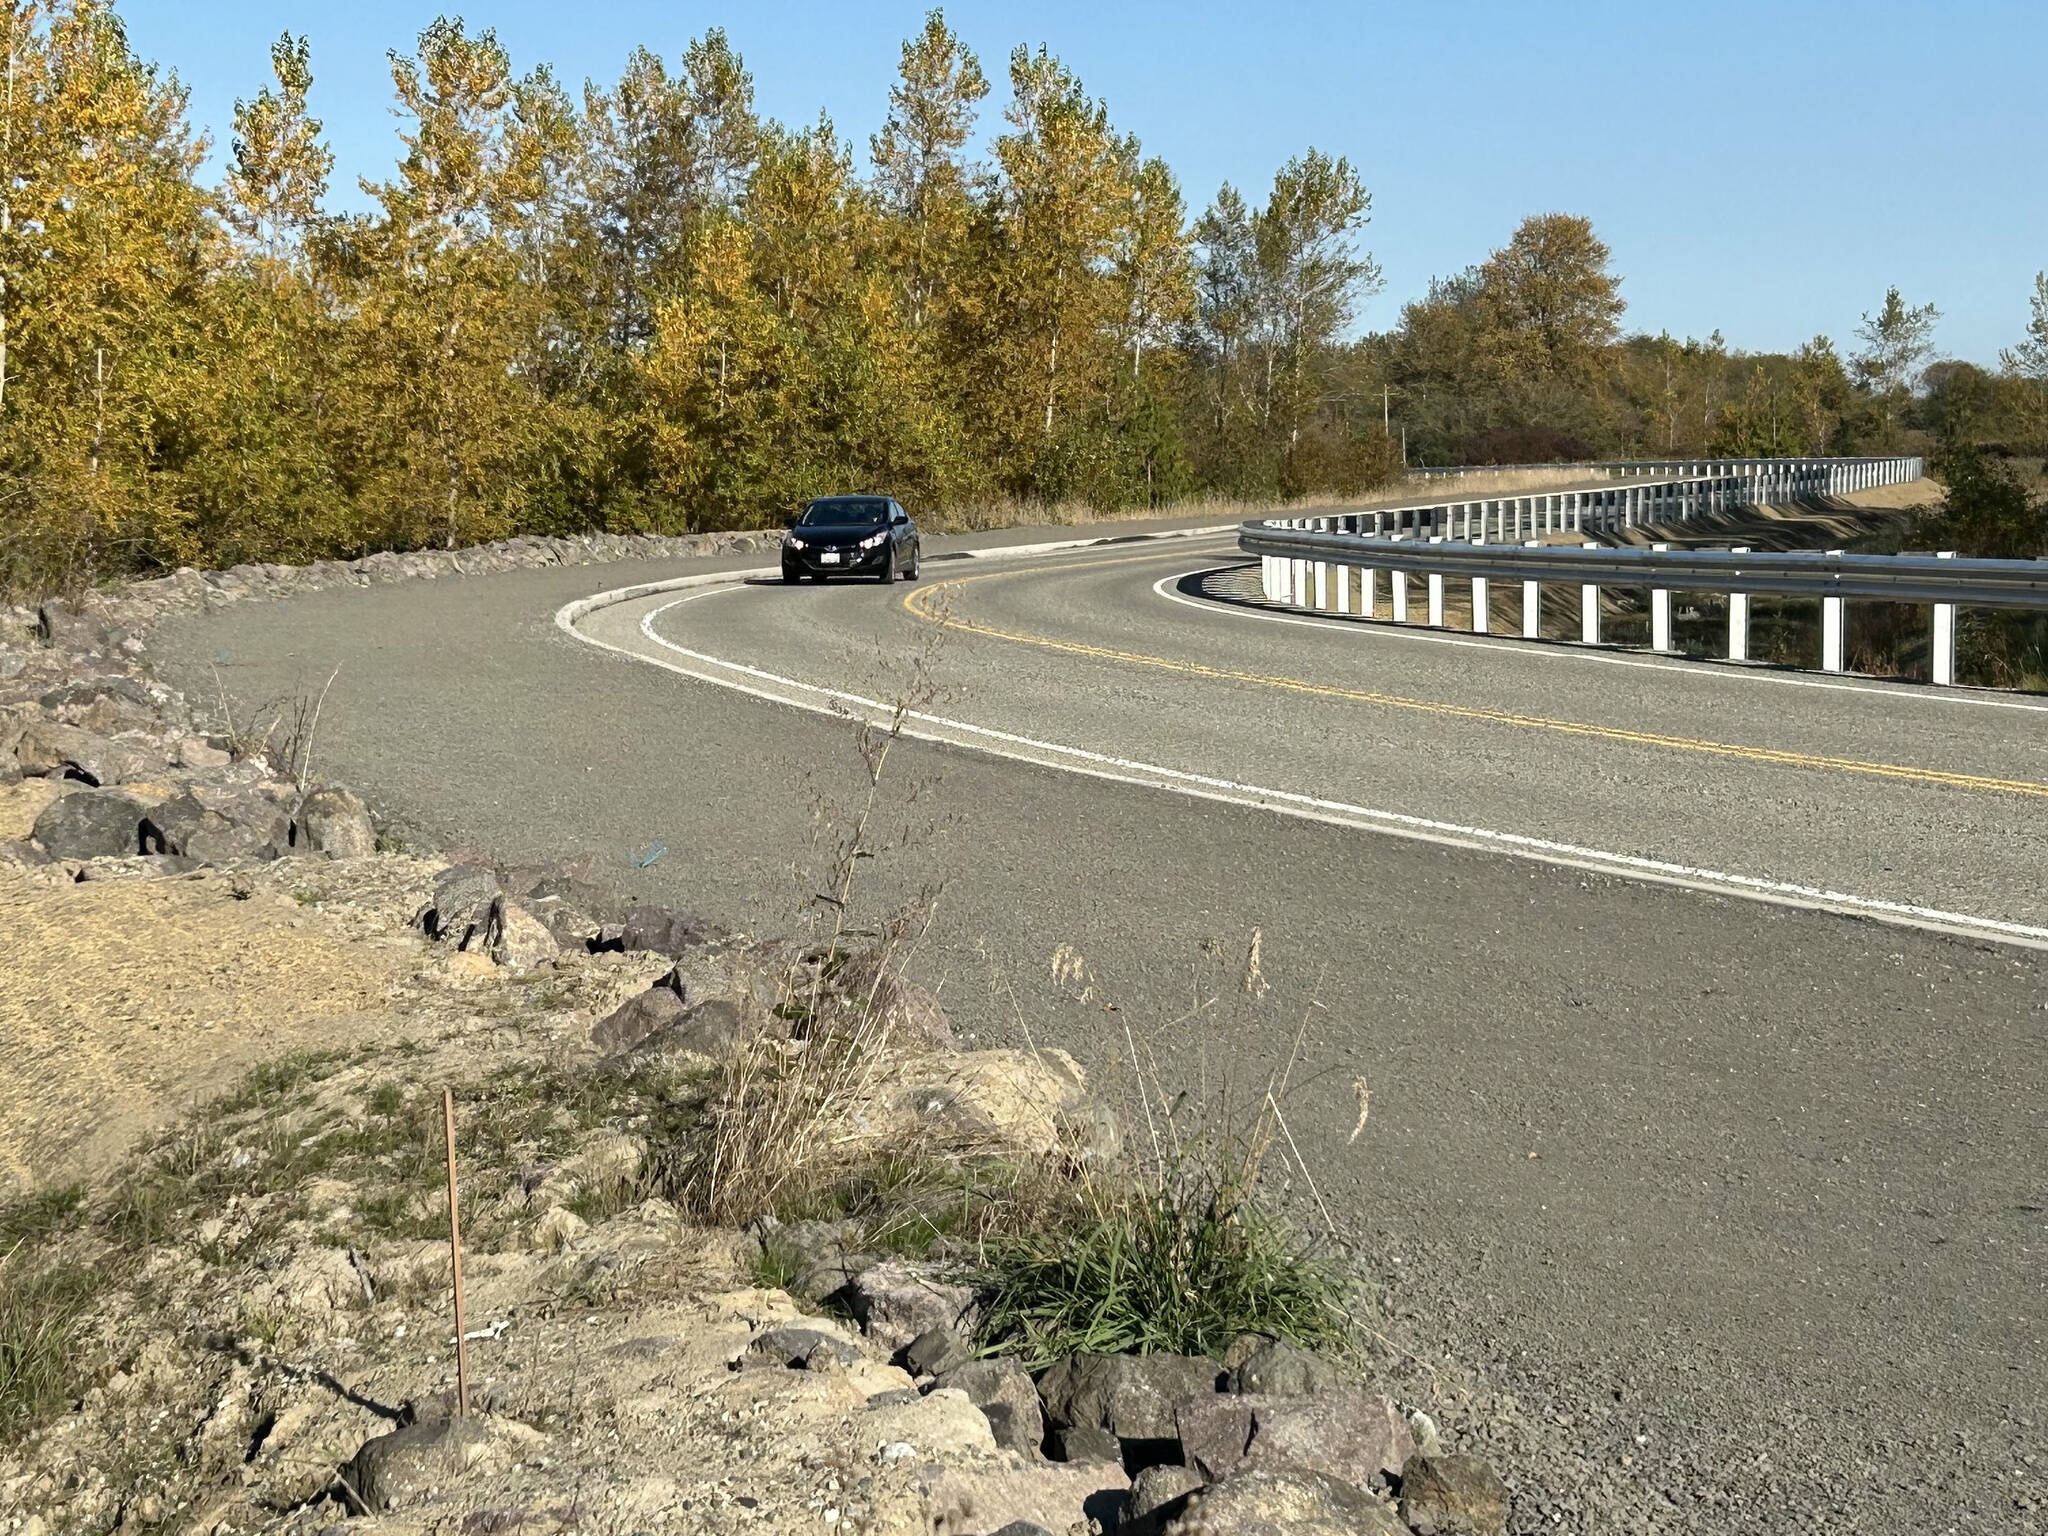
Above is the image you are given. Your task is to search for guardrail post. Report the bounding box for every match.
[1427,537,1446,626]
[1392,568,1410,623]
[1312,559,1331,610]
[1291,557,1308,606]
[1932,550,1957,685]
[1728,546,1751,661]
[1821,549,1846,672]
[1522,542,1541,638]
[1580,543,1601,644]
[1336,564,1355,614]
[1471,539,1490,633]
[1362,565,1378,620]
[1650,542,1673,652]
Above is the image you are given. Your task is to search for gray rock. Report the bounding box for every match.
[847,1259,980,1353]
[1,706,30,776]
[174,737,231,771]
[1121,1464,1203,1535]
[1249,1389,1416,1491]
[36,603,121,653]
[15,721,162,786]
[1052,1423,1123,1464]
[743,1326,864,1372]
[1230,1340,1344,1397]
[591,981,690,1054]
[1037,1353,1221,1443]
[1398,1453,1509,1535]
[619,905,723,957]
[419,864,501,946]
[141,786,289,864]
[1221,1334,1272,1371]
[291,786,376,858]
[37,675,157,734]
[489,901,558,971]
[830,952,953,1047]
[1175,1394,1256,1481]
[32,788,151,859]
[792,1248,878,1307]
[0,838,54,866]
[904,1327,975,1378]
[1162,1463,1405,1536]
[987,1525,1058,1536]
[1178,1388,1415,1492]
[934,1358,1042,1456]
[641,996,746,1059]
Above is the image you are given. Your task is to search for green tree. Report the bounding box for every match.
[1851,285,1938,445]
[1475,213,1624,381]
[869,9,985,333]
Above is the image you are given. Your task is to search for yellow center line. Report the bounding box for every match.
[903,553,2048,801]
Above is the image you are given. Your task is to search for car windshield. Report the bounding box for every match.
[799,498,890,527]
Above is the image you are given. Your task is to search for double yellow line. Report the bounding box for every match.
[904,553,2048,801]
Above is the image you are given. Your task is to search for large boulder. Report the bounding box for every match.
[933,1358,1043,1456]
[141,785,290,864]
[1177,1388,1415,1492]
[1038,1353,1221,1454]
[15,720,162,786]
[32,788,151,859]
[291,786,376,858]
[846,1259,979,1354]
[1162,1463,1406,1536]
[1398,1453,1510,1536]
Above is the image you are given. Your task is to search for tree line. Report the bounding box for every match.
[3,1,2044,591]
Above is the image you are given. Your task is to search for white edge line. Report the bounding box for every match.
[553,571,2048,953]
[1153,563,2048,714]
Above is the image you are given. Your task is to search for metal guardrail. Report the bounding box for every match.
[1238,456,2042,686]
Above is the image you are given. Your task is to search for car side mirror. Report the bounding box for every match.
[892,511,909,526]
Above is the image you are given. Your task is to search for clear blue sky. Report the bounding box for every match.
[124,0,2045,364]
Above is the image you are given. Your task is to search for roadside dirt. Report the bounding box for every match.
[0,856,406,1196]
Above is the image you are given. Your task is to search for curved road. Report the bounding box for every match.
[158,524,2047,1535]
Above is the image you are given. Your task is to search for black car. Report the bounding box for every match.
[781,496,922,584]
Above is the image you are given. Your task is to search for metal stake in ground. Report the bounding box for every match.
[442,1086,470,1418]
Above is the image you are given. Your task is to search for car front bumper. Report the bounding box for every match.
[783,542,889,574]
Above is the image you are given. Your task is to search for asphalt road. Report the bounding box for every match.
[155,524,2048,1535]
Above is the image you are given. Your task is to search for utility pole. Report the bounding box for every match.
[1383,384,1391,435]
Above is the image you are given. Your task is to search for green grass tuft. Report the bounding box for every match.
[975,1168,1354,1369]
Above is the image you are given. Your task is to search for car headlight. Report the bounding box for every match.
[858,531,888,549]
[785,536,806,550]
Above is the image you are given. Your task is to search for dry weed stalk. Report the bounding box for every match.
[675,615,955,1227]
